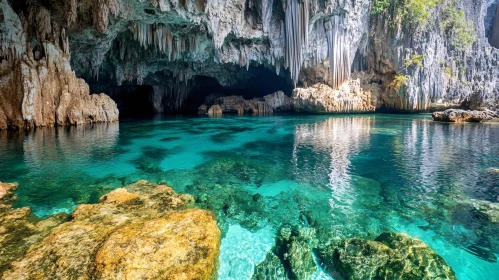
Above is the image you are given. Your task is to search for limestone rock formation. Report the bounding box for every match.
[370,0,499,111]
[0,182,69,274]
[432,109,499,122]
[292,79,376,113]
[264,91,293,112]
[200,91,293,115]
[1,180,221,280]
[0,1,118,130]
[320,232,457,280]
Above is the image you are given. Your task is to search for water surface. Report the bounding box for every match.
[1,114,498,279]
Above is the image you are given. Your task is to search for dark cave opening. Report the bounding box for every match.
[89,65,293,117]
[90,84,155,117]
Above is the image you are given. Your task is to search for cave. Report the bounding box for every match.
[88,64,293,117]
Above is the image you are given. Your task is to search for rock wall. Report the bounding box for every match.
[370,0,499,111]
[0,0,118,130]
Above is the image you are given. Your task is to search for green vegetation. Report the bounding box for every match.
[404,54,424,68]
[372,0,442,28]
[389,74,407,90]
[372,0,476,49]
[441,5,476,50]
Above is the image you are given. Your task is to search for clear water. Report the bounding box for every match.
[1,114,498,279]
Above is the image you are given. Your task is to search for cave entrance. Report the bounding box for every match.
[168,65,293,114]
[486,2,499,48]
[88,65,293,116]
[90,84,155,117]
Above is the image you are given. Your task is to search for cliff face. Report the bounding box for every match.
[0,0,118,130]
[1,0,498,121]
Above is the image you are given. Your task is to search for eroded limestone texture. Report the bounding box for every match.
[320,232,457,280]
[432,109,499,122]
[0,1,118,130]
[1,180,221,280]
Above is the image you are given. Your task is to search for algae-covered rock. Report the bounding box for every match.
[252,252,288,280]
[277,225,318,280]
[0,182,69,275]
[2,180,220,280]
[320,232,457,280]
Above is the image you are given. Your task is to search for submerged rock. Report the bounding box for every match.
[2,180,220,280]
[276,225,318,280]
[432,109,499,122]
[320,232,457,280]
[0,182,69,275]
[252,252,288,280]
[470,199,499,224]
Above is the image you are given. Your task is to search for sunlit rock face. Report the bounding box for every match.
[1,180,221,280]
[370,0,499,111]
[0,1,119,130]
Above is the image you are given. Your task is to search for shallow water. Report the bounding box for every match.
[1,114,498,279]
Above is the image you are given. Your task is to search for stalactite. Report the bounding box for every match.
[325,15,351,90]
[284,0,309,85]
[64,0,78,27]
[0,0,26,61]
[28,1,52,41]
[262,0,273,34]
[132,22,193,61]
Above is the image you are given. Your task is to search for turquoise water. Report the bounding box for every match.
[1,114,498,279]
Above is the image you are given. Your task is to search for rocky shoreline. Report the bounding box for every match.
[0,180,464,279]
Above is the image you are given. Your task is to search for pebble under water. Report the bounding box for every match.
[1,114,498,279]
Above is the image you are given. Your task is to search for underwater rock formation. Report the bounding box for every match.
[0,182,69,274]
[1,180,220,279]
[432,109,499,122]
[320,232,457,280]
[0,1,118,130]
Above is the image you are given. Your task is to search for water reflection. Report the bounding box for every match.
[293,116,372,236]
[0,123,119,217]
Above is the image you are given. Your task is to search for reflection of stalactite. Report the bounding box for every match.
[292,117,372,234]
[285,0,309,85]
[325,15,351,89]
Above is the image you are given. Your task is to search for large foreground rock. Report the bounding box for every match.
[320,232,456,280]
[1,181,220,279]
[432,109,499,122]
